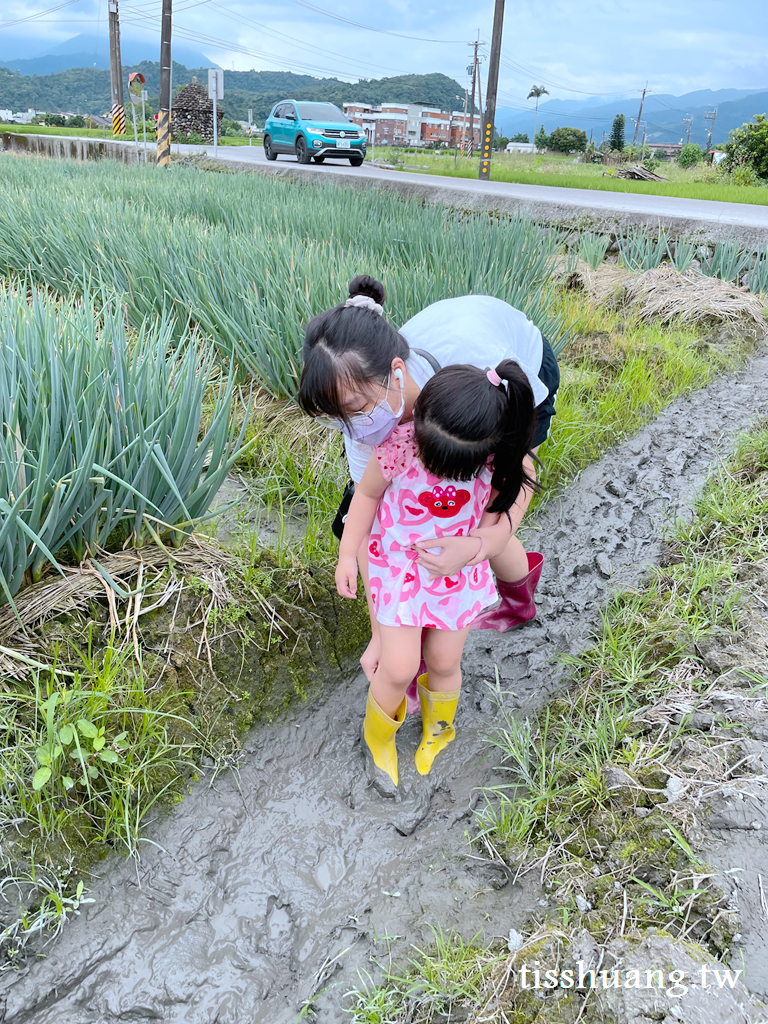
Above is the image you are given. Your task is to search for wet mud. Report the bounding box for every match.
[2,342,768,1023]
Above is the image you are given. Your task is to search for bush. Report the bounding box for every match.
[173,130,205,144]
[66,115,86,128]
[724,113,768,179]
[678,142,703,168]
[725,161,765,188]
[548,126,588,153]
[43,114,66,127]
[221,118,245,138]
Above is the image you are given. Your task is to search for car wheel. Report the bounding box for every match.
[314,154,325,164]
[263,135,277,161]
[348,154,364,167]
[296,136,312,164]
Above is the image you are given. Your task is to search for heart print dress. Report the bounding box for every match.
[368,421,497,630]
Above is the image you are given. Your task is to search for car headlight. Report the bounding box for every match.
[305,126,321,133]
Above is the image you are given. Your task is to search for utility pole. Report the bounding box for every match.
[467,35,482,156]
[683,114,693,145]
[632,81,649,147]
[107,1,125,135]
[156,0,172,166]
[479,0,505,180]
[704,107,717,153]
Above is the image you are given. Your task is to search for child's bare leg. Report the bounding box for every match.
[370,624,422,717]
[357,540,381,680]
[422,626,470,692]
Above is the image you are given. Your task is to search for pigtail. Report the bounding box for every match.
[486,359,538,514]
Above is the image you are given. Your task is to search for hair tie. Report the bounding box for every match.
[344,294,383,316]
[487,367,506,389]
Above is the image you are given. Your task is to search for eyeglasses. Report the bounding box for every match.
[315,373,390,431]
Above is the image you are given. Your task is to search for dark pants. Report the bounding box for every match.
[532,335,561,449]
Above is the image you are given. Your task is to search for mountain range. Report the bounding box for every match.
[0,33,217,76]
[496,88,768,149]
[0,62,465,123]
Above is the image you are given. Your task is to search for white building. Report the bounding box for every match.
[506,141,536,154]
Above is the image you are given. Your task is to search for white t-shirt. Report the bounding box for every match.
[344,295,548,483]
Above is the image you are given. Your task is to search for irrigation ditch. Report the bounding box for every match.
[0,334,766,1022]
[1,151,768,1021]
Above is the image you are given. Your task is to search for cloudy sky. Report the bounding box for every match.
[2,0,767,103]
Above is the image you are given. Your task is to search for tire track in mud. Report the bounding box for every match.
[3,342,768,1024]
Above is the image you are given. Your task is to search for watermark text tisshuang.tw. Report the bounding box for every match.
[518,961,743,997]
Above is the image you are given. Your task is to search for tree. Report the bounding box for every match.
[527,84,549,147]
[66,114,86,128]
[510,132,529,143]
[724,113,768,179]
[493,136,509,151]
[534,125,549,151]
[548,126,588,153]
[43,113,66,127]
[678,142,703,168]
[608,113,626,152]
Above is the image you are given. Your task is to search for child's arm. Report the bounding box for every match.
[335,453,389,599]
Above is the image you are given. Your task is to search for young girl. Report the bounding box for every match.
[335,359,537,796]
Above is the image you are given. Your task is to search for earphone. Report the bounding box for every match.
[394,368,404,386]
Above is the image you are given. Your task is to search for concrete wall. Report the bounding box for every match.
[1,131,138,164]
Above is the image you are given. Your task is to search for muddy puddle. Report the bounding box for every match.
[2,343,768,1023]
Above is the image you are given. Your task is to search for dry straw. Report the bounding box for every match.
[563,260,768,329]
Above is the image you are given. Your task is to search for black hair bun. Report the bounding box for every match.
[348,274,386,307]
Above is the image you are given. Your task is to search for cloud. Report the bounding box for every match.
[2,0,766,101]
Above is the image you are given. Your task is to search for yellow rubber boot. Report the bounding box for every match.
[362,689,407,797]
[414,674,460,776]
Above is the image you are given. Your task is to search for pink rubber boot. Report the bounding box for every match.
[470,552,544,632]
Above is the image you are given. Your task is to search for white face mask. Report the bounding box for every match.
[319,369,405,445]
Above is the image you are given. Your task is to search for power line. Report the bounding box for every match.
[123,7,404,80]
[0,0,81,28]
[497,53,621,97]
[281,0,466,44]
[207,1,408,76]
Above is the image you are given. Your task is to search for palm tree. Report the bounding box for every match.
[527,85,549,148]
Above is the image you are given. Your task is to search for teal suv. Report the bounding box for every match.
[263,101,366,166]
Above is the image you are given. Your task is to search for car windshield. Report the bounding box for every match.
[296,103,349,122]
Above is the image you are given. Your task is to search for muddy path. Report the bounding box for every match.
[3,341,768,1023]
